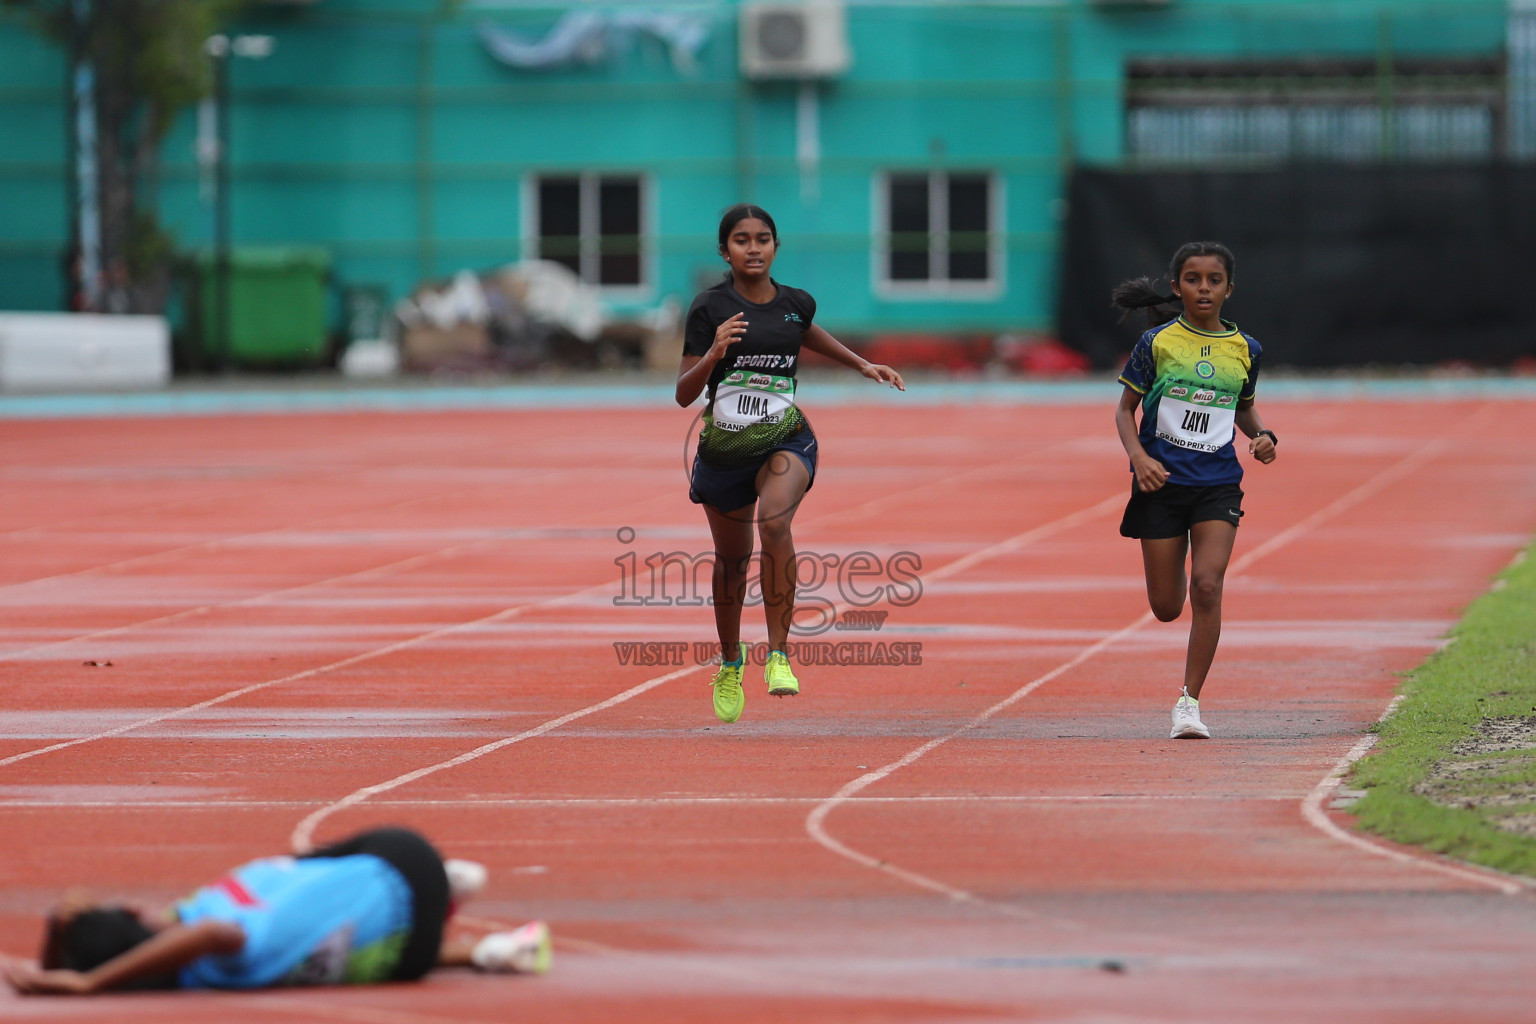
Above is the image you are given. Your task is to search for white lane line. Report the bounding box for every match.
[809,435,1086,528]
[287,492,1129,852]
[1300,700,1531,896]
[0,571,625,769]
[0,530,544,663]
[288,664,700,851]
[0,793,1304,810]
[0,481,478,594]
[450,914,904,1000]
[0,477,591,662]
[0,432,1088,663]
[0,442,1116,772]
[0,494,207,541]
[806,412,1520,905]
[916,494,1123,587]
[806,615,1153,911]
[1228,427,1465,579]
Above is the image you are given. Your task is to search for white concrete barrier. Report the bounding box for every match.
[0,313,171,391]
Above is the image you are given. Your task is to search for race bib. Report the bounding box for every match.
[712,370,797,433]
[1155,388,1236,453]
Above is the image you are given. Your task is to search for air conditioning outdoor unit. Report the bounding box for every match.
[740,1,850,80]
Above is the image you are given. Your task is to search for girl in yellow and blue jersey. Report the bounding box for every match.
[1111,242,1278,740]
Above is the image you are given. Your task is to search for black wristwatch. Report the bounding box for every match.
[1256,429,1278,446]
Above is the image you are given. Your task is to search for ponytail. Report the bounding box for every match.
[1110,241,1236,328]
[1110,275,1180,327]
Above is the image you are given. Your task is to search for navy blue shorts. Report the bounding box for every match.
[1120,479,1244,540]
[689,428,818,513]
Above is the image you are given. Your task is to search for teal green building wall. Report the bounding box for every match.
[0,1,1508,336]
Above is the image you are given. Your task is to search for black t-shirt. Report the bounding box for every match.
[683,278,817,390]
[683,279,816,465]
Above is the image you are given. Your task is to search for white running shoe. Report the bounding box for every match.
[472,921,552,975]
[445,859,488,903]
[1170,688,1210,739]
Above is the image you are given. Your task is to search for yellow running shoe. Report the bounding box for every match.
[765,649,799,697]
[712,643,747,723]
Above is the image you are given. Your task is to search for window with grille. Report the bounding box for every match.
[1126,57,1505,163]
[531,174,646,288]
[876,171,1000,295]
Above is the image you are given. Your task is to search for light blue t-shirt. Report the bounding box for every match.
[175,854,413,988]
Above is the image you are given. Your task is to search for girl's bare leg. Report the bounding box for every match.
[754,451,811,651]
[1139,535,1189,623]
[437,933,478,968]
[1181,519,1238,700]
[704,504,756,661]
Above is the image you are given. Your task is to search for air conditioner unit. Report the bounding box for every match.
[740,1,850,80]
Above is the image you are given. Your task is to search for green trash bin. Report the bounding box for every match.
[197,246,331,368]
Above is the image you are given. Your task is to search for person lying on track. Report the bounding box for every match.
[1,826,550,995]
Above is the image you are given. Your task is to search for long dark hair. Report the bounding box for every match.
[1111,241,1235,327]
[717,204,778,280]
[54,909,177,989]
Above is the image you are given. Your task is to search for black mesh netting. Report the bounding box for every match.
[1057,164,1536,368]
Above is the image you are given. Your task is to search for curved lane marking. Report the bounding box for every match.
[807,408,1528,905]
[289,491,1126,852]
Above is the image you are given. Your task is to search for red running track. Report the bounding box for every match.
[1,392,1534,1023]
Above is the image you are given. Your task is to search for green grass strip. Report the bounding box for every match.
[1349,543,1536,878]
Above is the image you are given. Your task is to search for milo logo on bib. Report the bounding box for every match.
[1155,386,1237,453]
[713,372,797,433]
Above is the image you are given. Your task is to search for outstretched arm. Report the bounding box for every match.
[802,325,904,390]
[3,919,245,995]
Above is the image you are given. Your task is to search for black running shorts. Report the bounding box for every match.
[689,427,818,513]
[1119,480,1244,540]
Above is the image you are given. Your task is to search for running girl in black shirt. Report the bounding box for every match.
[676,204,905,724]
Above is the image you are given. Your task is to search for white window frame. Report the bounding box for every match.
[872,170,1005,300]
[522,172,653,299]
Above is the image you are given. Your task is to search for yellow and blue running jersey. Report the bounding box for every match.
[1117,317,1262,487]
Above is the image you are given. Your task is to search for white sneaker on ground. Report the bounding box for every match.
[445,859,488,903]
[1170,688,1210,739]
[472,921,552,975]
